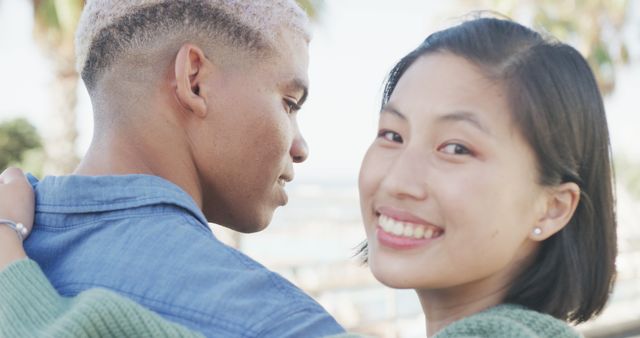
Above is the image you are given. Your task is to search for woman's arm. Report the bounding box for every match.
[0,167,32,270]
[0,259,203,337]
[0,168,203,337]
[0,168,360,338]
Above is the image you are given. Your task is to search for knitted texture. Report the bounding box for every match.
[434,304,582,338]
[0,259,203,338]
[0,260,581,338]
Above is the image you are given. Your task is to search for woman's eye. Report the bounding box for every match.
[377,130,403,143]
[439,143,472,155]
[284,99,301,114]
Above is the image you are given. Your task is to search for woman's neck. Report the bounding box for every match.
[417,276,512,337]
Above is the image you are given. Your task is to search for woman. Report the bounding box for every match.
[357,16,615,337]
[0,17,615,337]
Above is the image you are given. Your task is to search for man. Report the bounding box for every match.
[24,1,344,337]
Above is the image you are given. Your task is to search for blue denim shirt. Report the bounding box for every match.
[24,174,344,337]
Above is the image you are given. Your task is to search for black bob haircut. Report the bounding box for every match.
[361,17,617,324]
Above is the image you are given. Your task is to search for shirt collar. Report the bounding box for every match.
[28,174,208,227]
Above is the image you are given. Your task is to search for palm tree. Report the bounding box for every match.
[464,0,630,95]
[32,0,84,175]
[296,0,325,21]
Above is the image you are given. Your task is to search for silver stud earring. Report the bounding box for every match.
[532,227,543,236]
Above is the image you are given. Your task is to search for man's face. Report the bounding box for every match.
[191,29,310,233]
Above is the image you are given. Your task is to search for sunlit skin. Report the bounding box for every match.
[358,52,580,336]
[0,33,585,338]
[181,29,311,232]
[75,27,310,233]
[0,168,33,270]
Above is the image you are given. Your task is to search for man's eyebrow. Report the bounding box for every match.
[380,103,407,120]
[287,77,309,106]
[436,111,492,135]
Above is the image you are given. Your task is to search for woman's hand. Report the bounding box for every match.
[0,167,34,232]
[0,167,35,270]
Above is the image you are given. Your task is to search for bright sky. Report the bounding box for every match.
[1,0,638,184]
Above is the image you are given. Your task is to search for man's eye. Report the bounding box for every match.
[439,143,472,155]
[377,130,403,143]
[284,99,301,114]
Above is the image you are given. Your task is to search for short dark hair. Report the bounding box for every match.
[81,2,264,90]
[77,0,310,90]
[368,17,617,324]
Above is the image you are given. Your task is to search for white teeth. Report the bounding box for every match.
[378,214,440,239]
[381,216,393,232]
[392,221,404,236]
[424,228,434,239]
[382,222,390,232]
[403,225,414,237]
[413,226,424,239]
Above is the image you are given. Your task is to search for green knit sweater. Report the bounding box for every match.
[0,259,580,338]
[0,259,201,337]
[433,304,582,338]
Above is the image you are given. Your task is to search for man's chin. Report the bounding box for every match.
[224,214,273,234]
[204,205,276,233]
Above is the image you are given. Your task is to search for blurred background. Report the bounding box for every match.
[1,0,639,337]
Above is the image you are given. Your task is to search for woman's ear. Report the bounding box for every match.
[174,44,209,117]
[530,182,581,241]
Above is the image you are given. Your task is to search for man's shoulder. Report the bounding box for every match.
[29,212,341,337]
[26,174,343,336]
[31,174,207,222]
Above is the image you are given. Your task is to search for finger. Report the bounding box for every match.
[0,167,26,184]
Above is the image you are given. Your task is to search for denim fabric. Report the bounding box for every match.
[24,174,344,338]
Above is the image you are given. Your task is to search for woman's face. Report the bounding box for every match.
[359,52,547,292]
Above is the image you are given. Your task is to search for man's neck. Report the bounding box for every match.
[75,136,153,176]
[74,130,203,211]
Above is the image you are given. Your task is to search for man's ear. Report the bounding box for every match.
[530,182,581,241]
[174,44,209,117]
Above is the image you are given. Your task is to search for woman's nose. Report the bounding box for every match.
[380,150,429,200]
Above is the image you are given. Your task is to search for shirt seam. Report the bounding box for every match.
[37,193,176,208]
[180,214,212,236]
[34,210,208,233]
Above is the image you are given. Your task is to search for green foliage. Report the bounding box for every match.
[32,0,84,57]
[0,118,43,174]
[33,0,61,30]
[296,0,325,21]
[33,0,83,33]
[469,0,631,95]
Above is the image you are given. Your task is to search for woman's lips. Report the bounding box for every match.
[375,208,444,250]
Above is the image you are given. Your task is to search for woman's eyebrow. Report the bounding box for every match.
[381,104,492,136]
[380,103,407,120]
[436,111,493,136]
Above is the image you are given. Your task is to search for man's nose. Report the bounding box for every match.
[290,129,308,163]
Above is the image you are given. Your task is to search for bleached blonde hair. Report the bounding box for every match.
[76,0,311,89]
